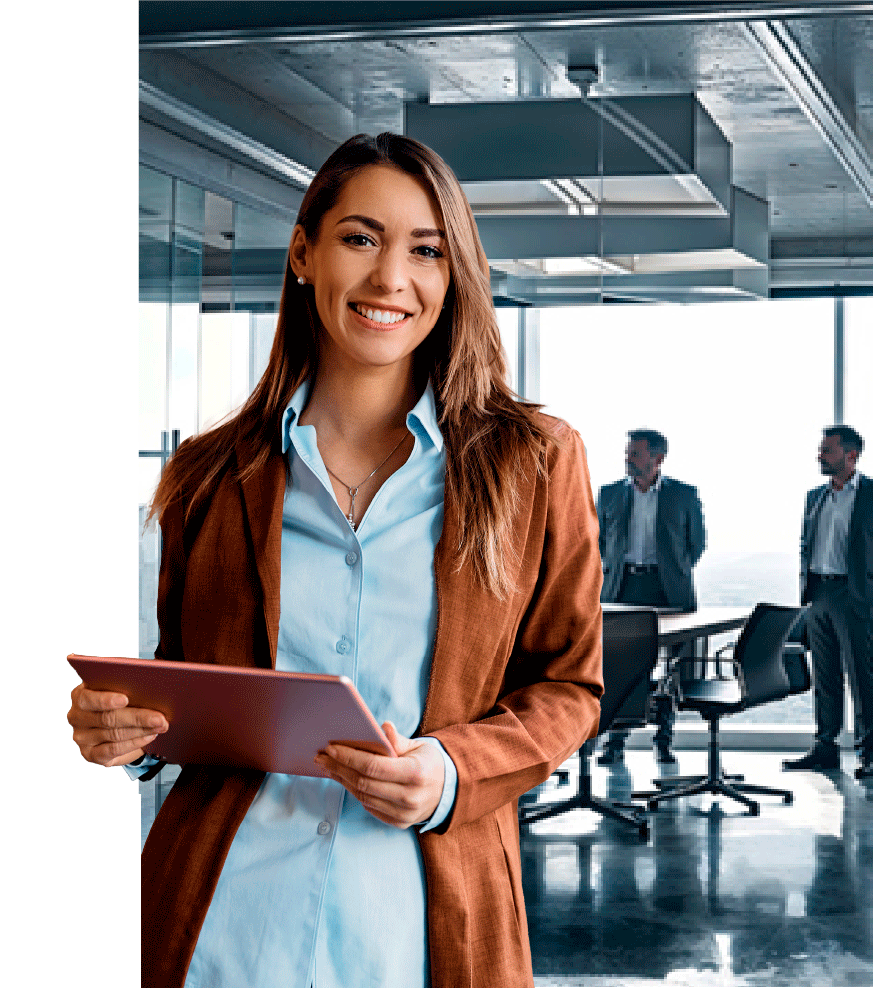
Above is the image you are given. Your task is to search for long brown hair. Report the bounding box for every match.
[151,132,556,597]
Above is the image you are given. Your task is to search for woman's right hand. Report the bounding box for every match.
[68,683,169,767]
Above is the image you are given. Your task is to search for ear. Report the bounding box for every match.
[288,225,311,282]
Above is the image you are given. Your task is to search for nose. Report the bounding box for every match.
[370,247,409,294]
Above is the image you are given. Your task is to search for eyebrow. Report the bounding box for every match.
[337,214,445,239]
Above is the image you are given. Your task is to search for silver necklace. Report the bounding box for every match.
[324,433,409,529]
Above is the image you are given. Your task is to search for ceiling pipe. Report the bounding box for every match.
[140,3,873,48]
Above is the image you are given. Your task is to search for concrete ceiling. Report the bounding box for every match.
[139,2,873,299]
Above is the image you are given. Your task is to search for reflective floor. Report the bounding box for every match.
[524,750,873,987]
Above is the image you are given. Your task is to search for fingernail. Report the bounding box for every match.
[111,694,127,708]
[148,715,166,729]
[325,745,337,759]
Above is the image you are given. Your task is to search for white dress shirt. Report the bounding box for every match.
[810,470,859,575]
[624,474,661,566]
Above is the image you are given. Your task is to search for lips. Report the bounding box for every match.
[351,303,410,325]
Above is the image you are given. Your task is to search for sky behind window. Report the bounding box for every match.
[538,297,851,555]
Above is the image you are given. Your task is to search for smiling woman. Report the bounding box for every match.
[68,132,604,988]
[290,166,451,380]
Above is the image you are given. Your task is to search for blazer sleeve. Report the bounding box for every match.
[686,485,706,568]
[430,429,604,832]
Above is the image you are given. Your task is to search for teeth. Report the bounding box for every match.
[355,305,407,324]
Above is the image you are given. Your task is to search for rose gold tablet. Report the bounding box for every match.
[67,654,396,776]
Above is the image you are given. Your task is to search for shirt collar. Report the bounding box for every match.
[406,379,443,451]
[281,378,312,454]
[280,378,443,454]
[626,473,662,494]
[830,470,859,494]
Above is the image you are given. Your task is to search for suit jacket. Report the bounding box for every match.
[800,472,873,617]
[596,476,706,610]
[140,417,604,988]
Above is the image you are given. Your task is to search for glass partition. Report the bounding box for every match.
[138,166,290,659]
[139,166,294,826]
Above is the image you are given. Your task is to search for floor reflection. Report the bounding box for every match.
[523,751,873,986]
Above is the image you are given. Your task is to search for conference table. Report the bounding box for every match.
[602,603,752,657]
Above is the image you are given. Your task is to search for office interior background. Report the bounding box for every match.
[21,3,872,987]
[138,0,872,732]
[129,5,873,986]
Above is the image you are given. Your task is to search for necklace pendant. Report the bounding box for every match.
[347,510,355,527]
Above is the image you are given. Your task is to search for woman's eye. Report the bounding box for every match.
[343,233,375,247]
[413,245,444,259]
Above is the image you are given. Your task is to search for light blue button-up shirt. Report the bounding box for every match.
[180,379,456,988]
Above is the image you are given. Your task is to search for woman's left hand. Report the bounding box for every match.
[315,721,445,829]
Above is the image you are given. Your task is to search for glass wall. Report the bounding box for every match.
[539,297,838,727]
[138,165,293,659]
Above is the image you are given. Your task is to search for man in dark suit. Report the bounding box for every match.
[596,429,706,764]
[784,425,873,780]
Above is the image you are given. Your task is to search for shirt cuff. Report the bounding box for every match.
[122,754,165,781]
[417,737,457,833]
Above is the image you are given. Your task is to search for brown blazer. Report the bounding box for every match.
[141,416,604,988]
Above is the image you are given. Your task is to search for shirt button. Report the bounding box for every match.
[317,820,332,836]
[345,551,358,566]
[336,636,351,654]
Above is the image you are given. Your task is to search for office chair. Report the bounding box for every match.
[641,603,809,816]
[519,608,659,841]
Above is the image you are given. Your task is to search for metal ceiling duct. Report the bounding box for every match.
[405,95,732,212]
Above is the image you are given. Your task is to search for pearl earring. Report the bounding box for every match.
[297,276,306,285]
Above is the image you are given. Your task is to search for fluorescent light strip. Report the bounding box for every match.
[540,179,580,214]
[139,81,316,188]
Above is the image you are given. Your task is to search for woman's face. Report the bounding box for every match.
[291,164,452,376]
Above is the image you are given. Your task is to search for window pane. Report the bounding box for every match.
[139,302,167,451]
[540,297,835,727]
[496,307,519,394]
[844,297,873,445]
[233,202,293,313]
[200,311,252,432]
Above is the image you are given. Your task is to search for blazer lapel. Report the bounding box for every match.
[620,481,633,532]
[806,485,829,549]
[237,444,287,669]
[423,472,533,735]
[654,476,667,537]
[849,474,871,541]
